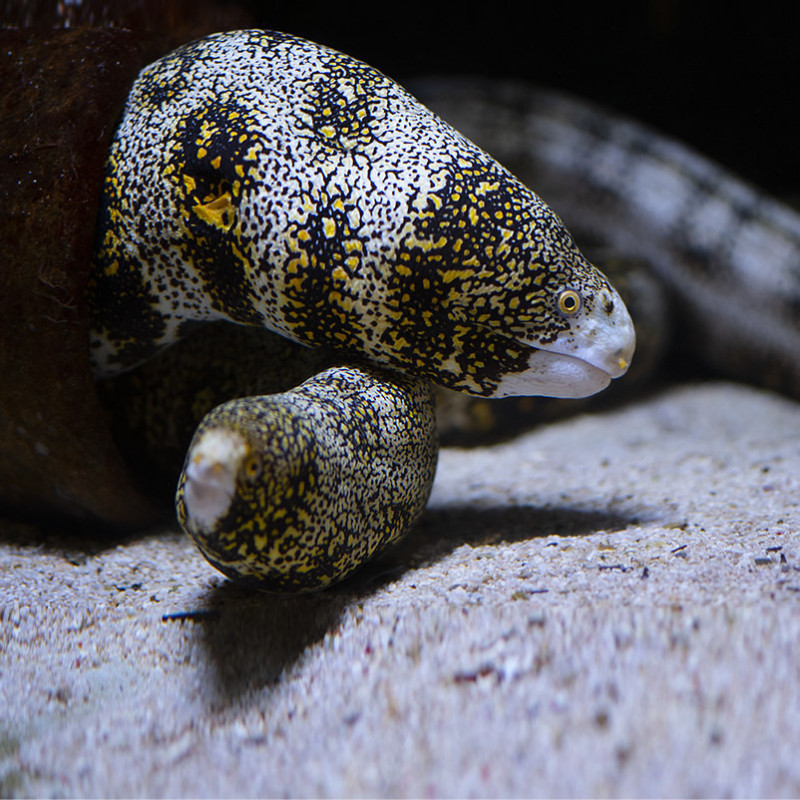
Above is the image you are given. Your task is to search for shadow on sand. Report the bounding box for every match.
[193,501,641,709]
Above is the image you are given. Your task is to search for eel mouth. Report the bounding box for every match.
[491,347,624,399]
[180,428,247,532]
[490,303,636,399]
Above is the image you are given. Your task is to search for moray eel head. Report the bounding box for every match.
[490,272,636,399]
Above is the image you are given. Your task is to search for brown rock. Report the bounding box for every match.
[0,28,160,528]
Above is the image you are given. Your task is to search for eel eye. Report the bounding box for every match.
[243,453,263,483]
[557,289,582,316]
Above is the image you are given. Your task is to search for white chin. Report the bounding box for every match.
[491,350,612,399]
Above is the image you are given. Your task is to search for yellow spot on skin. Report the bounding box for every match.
[323,218,336,238]
[183,174,197,194]
[392,334,410,350]
[441,268,475,284]
[193,192,235,232]
[332,266,348,281]
[235,164,244,178]
[404,234,447,253]
[231,241,251,272]
[103,228,120,248]
[469,207,478,225]
[211,156,221,169]
[104,260,119,277]
[197,147,207,159]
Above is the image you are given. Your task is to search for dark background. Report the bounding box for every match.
[3,0,797,196]
[255,1,796,197]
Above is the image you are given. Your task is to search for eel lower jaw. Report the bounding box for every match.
[491,349,616,399]
[180,428,247,533]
